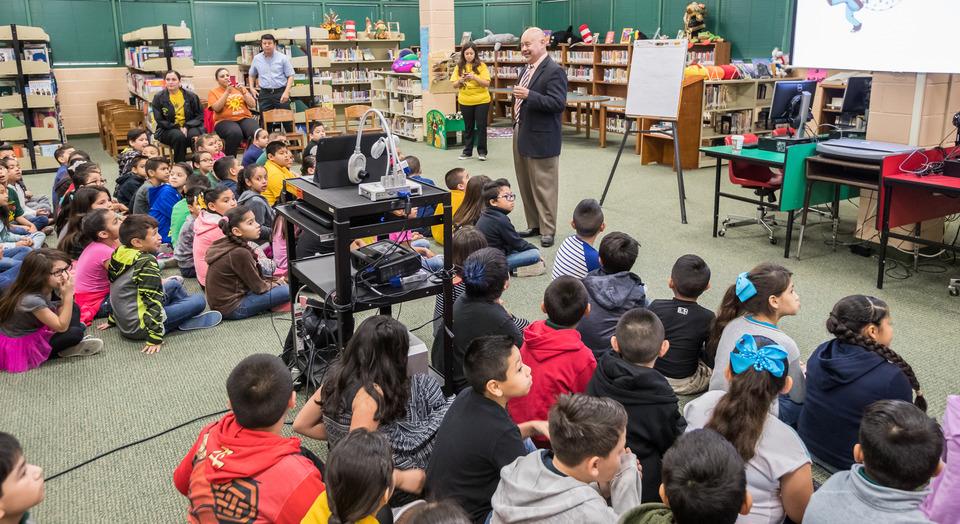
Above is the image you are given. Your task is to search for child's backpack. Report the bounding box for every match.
[282,298,339,391]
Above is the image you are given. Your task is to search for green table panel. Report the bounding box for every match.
[780,143,859,212]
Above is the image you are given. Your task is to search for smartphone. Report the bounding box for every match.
[229,75,237,85]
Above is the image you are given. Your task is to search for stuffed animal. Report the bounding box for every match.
[771,47,789,78]
[392,49,420,73]
[683,2,707,40]
[578,24,594,45]
[549,26,582,47]
[365,17,374,38]
[472,29,519,51]
[374,19,389,39]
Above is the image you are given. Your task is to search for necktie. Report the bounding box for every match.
[514,64,535,126]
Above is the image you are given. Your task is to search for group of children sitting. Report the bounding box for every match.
[0,128,953,523]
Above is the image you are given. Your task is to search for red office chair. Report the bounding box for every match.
[718,133,785,244]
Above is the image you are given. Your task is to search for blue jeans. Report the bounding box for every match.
[0,256,22,289]
[3,246,30,260]
[778,395,803,429]
[26,214,48,230]
[10,231,46,249]
[506,248,541,271]
[162,279,207,331]
[224,285,290,320]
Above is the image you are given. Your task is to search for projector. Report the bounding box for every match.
[351,240,423,286]
[359,179,422,202]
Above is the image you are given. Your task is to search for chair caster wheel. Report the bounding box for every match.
[950,287,959,297]
[718,230,726,237]
[769,237,778,245]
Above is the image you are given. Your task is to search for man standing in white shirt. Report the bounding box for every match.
[249,34,294,122]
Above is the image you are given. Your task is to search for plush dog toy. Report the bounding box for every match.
[683,2,707,40]
[472,29,519,51]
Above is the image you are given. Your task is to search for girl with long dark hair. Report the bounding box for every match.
[452,174,491,228]
[453,42,492,160]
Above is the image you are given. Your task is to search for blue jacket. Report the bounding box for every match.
[476,206,536,256]
[798,338,912,470]
[148,184,183,244]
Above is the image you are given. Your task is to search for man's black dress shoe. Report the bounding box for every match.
[540,235,554,248]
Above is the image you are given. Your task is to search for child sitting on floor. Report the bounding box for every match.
[254,131,287,166]
[168,167,204,248]
[552,199,604,280]
[432,167,470,245]
[577,232,648,356]
[0,188,45,252]
[263,140,297,206]
[686,334,813,524]
[73,209,122,325]
[799,295,927,472]
[52,143,76,211]
[192,151,216,188]
[452,174,491,229]
[317,429,396,523]
[508,276,595,447]
[492,394,642,522]
[649,254,716,395]
[619,428,751,524]
[105,215,221,354]
[237,164,274,244]
[195,133,224,162]
[192,185,237,287]
[0,432,46,523]
[148,160,187,244]
[131,157,169,216]
[303,122,326,158]
[0,249,102,373]
[114,155,148,210]
[803,399,943,523]
[4,158,50,231]
[475,178,544,276]
[173,187,205,279]
[242,127,269,167]
[55,187,112,256]
[425,335,547,522]
[205,206,288,320]
[708,263,805,425]
[173,353,326,522]
[587,308,686,502]
[116,127,150,181]
[213,157,241,197]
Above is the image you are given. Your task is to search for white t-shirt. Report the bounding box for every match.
[684,390,810,524]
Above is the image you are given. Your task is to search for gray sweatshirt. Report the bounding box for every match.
[491,449,643,524]
[802,465,933,524]
[174,214,196,267]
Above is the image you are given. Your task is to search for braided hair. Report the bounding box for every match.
[218,205,255,251]
[826,295,926,411]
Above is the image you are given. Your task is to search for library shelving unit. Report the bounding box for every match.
[814,81,867,131]
[686,41,731,66]
[371,71,424,141]
[696,78,780,167]
[0,24,64,174]
[235,28,402,124]
[122,24,194,132]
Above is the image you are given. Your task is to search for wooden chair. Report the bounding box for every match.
[304,106,343,136]
[105,109,146,157]
[262,109,305,154]
[97,100,129,150]
[344,105,382,133]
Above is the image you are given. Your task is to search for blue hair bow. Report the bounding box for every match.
[735,272,757,302]
[462,259,485,286]
[730,334,788,377]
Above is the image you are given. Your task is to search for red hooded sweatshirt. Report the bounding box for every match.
[508,320,597,445]
[173,412,326,523]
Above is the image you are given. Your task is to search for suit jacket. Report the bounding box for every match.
[516,56,567,159]
[151,88,204,131]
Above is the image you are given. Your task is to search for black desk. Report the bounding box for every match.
[278,177,455,390]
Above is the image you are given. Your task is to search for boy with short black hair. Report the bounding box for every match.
[577,231,648,354]
[587,308,686,502]
[620,428,752,524]
[105,214,220,353]
[213,156,240,197]
[552,198,604,280]
[475,178,544,276]
[174,353,326,522]
[649,254,716,395]
[131,157,169,215]
[803,399,944,523]
[0,432,45,524]
[115,155,149,210]
[262,140,296,206]
[303,122,326,158]
[117,127,150,177]
[425,335,546,523]
[431,167,470,245]
[492,393,642,522]
[508,276,596,446]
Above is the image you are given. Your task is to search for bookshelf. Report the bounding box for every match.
[235,28,402,125]
[371,71,424,141]
[0,24,64,174]
[122,24,194,133]
[686,41,731,66]
[814,82,867,131]
[696,78,781,167]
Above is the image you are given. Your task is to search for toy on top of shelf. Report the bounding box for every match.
[578,24,594,45]
[473,30,519,51]
[365,18,374,38]
[374,20,389,40]
[344,20,357,40]
[771,48,790,78]
[683,2,707,40]
[322,10,343,40]
[393,49,420,73]
[549,26,582,47]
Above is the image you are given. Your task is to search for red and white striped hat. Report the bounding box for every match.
[579,24,593,44]
[345,20,357,40]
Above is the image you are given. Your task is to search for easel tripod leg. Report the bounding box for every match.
[672,130,687,224]
[600,129,631,206]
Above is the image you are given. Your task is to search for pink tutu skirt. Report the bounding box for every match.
[0,327,54,373]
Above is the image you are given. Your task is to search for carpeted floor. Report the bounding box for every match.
[2,132,958,522]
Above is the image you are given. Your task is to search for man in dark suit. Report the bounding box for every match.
[512,27,568,248]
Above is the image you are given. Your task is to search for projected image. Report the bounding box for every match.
[828,0,904,33]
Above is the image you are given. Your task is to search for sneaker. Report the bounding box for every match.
[42,226,54,235]
[272,302,293,313]
[478,154,487,161]
[178,311,222,331]
[59,336,103,358]
[458,153,472,160]
[515,260,547,278]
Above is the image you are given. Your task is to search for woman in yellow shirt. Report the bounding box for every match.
[151,70,203,162]
[452,42,492,161]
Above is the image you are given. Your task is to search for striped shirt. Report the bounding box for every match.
[551,235,600,280]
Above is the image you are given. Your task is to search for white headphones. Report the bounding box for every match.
[347,108,401,184]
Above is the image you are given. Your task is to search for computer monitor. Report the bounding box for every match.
[840,76,871,115]
[311,133,388,189]
[769,80,818,130]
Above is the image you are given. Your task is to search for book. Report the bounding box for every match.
[22,44,48,63]
[361,48,376,61]
[26,79,54,97]
[460,32,472,45]
[1,112,25,129]
[0,80,17,96]
[0,48,15,62]
[604,31,615,44]
[31,110,57,128]
[620,28,633,44]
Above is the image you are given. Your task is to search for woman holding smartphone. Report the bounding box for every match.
[208,67,260,156]
[453,42,492,161]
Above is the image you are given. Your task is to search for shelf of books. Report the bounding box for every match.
[371,71,423,141]
[236,28,402,126]
[122,24,194,133]
[697,76,780,167]
[0,24,64,174]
